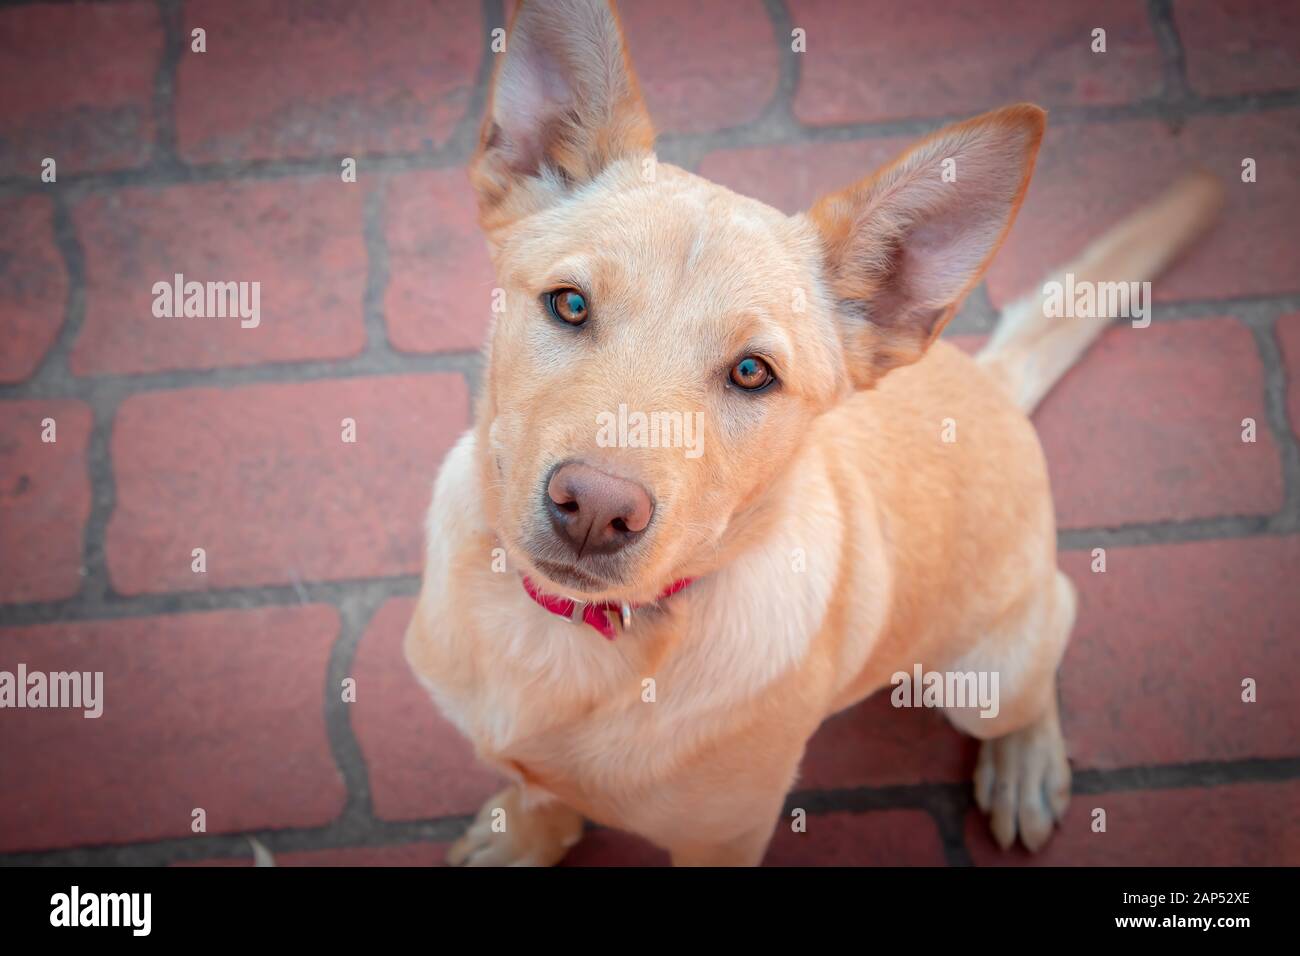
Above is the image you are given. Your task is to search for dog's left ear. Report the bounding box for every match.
[470,0,655,233]
[809,104,1045,389]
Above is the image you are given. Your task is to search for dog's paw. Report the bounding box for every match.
[447,786,584,867]
[973,713,1071,852]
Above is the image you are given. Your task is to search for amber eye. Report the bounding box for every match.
[545,288,589,325]
[729,356,774,391]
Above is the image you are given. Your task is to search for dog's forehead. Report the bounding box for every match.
[523,163,805,309]
[608,165,790,255]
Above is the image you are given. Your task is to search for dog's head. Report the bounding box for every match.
[469,0,1043,603]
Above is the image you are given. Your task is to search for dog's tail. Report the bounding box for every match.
[976,170,1225,414]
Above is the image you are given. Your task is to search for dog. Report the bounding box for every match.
[404,0,1224,865]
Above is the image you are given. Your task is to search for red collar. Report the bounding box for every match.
[521,574,693,640]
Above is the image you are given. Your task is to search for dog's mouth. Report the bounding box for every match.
[529,557,612,594]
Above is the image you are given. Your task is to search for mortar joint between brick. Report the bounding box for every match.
[361,183,393,356]
[1245,315,1300,531]
[1146,0,1193,107]
[148,0,184,168]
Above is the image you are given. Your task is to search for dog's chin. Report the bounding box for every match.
[528,556,618,597]
[509,528,673,602]
[521,547,672,602]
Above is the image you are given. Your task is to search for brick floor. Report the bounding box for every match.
[0,196,67,383]
[179,842,449,867]
[799,691,975,790]
[965,781,1300,866]
[383,168,495,354]
[71,178,369,376]
[1176,0,1300,97]
[0,400,93,604]
[0,1,162,176]
[1037,318,1284,528]
[352,598,502,820]
[1060,536,1300,770]
[986,111,1300,307]
[765,809,948,866]
[1278,313,1300,439]
[622,0,780,134]
[0,1,1296,868]
[788,0,1162,125]
[106,375,468,593]
[176,0,482,163]
[0,607,345,853]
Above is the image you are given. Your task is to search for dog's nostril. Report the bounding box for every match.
[611,517,629,533]
[558,500,579,514]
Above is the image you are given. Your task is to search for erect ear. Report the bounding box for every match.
[808,104,1045,389]
[470,0,655,232]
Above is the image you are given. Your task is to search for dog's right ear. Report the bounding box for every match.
[470,0,655,233]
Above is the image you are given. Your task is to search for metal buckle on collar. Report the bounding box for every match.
[565,599,634,631]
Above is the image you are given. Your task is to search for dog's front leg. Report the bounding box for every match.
[657,768,795,866]
[667,822,777,867]
[447,785,584,867]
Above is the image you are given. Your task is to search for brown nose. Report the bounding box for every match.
[545,461,654,557]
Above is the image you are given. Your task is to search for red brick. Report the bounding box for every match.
[176,0,480,163]
[0,606,345,853]
[352,598,502,821]
[766,809,947,866]
[383,168,495,354]
[987,111,1300,306]
[698,137,911,213]
[179,842,449,866]
[563,828,670,866]
[0,196,66,383]
[1277,313,1300,441]
[0,401,92,604]
[1178,0,1300,97]
[105,375,469,594]
[789,0,1160,126]
[621,0,779,134]
[280,842,448,866]
[1060,536,1300,770]
[0,3,161,176]
[1037,318,1282,529]
[799,691,975,790]
[966,781,1300,866]
[69,178,367,376]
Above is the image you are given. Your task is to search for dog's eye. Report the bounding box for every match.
[545,288,589,326]
[729,356,774,391]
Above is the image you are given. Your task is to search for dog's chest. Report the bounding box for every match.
[415,600,716,805]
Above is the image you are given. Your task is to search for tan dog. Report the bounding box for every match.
[405,0,1223,865]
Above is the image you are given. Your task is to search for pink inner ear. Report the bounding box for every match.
[871,134,1033,314]
[493,42,574,174]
